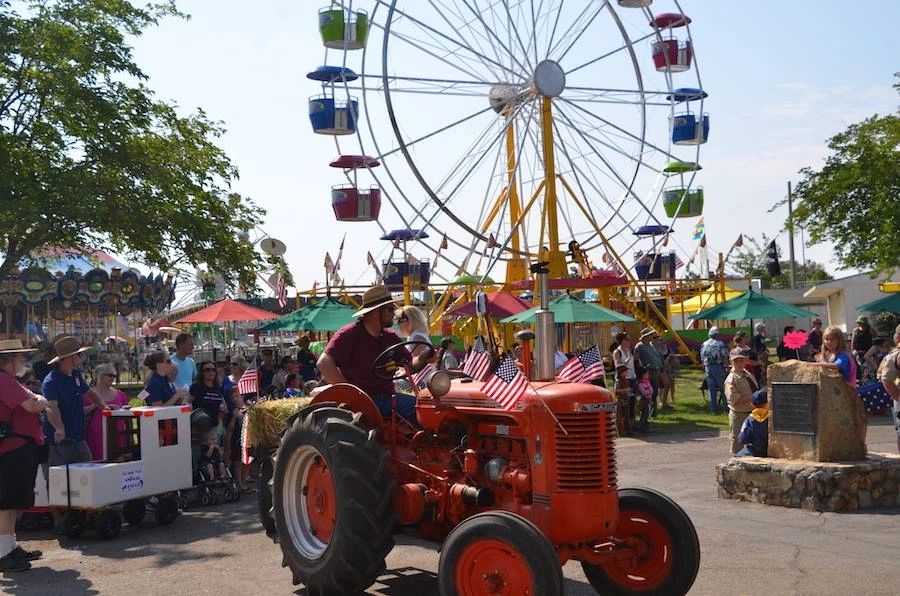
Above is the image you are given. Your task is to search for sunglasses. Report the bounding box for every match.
[396,316,409,324]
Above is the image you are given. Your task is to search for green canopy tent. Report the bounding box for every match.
[857,292,900,314]
[689,289,818,321]
[500,294,636,324]
[259,297,355,332]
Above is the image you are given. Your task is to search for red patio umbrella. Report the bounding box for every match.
[446,291,532,319]
[175,299,279,323]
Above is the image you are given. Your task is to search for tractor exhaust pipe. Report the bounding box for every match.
[531,261,556,381]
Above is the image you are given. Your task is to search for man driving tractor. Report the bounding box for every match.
[316,285,434,422]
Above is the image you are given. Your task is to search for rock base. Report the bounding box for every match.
[716,453,900,511]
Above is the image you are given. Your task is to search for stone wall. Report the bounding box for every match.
[716,453,900,511]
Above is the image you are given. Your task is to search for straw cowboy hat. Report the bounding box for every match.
[48,335,93,364]
[0,339,37,355]
[639,327,657,340]
[353,286,398,318]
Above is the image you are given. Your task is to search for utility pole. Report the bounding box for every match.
[787,181,797,289]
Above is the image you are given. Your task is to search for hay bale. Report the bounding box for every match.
[247,397,312,448]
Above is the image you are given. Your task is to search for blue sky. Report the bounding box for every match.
[128,1,899,294]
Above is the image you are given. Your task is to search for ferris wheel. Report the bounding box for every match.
[307,0,709,286]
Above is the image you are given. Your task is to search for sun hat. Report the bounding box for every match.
[708,326,720,338]
[353,285,399,318]
[639,327,657,340]
[0,339,37,355]
[729,348,748,361]
[47,335,93,364]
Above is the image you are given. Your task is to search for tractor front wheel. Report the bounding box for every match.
[582,487,700,596]
[438,511,564,596]
[272,406,396,593]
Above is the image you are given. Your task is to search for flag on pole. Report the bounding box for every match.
[411,362,437,387]
[434,234,448,268]
[699,234,707,248]
[334,234,346,272]
[481,356,529,410]
[240,412,253,465]
[734,234,743,248]
[324,252,335,277]
[557,346,606,384]
[463,336,492,381]
[765,240,781,277]
[276,274,287,309]
[238,357,258,396]
[692,217,705,241]
[487,233,499,249]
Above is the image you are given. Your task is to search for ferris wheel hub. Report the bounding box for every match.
[532,60,566,98]
[488,84,528,114]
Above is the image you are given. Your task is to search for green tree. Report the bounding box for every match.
[731,235,833,289]
[0,0,265,291]
[783,74,900,276]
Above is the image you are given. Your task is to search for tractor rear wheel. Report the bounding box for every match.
[438,511,564,596]
[582,487,700,596]
[272,406,396,593]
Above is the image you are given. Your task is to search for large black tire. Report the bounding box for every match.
[272,406,396,593]
[122,500,146,525]
[96,509,122,540]
[62,510,86,538]
[257,451,276,536]
[438,511,564,596]
[582,487,700,596]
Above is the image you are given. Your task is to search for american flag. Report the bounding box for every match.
[240,412,253,465]
[238,357,258,396]
[463,336,491,381]
[412,362,436,387]
[858,381,893,413]
[557,346,606,384]
[276,274,287,309]
[481,356,529,410]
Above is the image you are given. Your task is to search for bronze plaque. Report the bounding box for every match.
[772,383,817,435]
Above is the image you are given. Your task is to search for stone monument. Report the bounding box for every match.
[717,361,900,512]
[767,361,867,461]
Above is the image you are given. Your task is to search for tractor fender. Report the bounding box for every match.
[308,383,386,435]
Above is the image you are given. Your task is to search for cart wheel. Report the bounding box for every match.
[63,510,87,538]
[223,487,237,502]
[96,510,122,540]
[122,500,146,525]
[154,496,179,525]
[200,491,212,507]
[18,513,41,532]
[177,492,190,511]
[210,492,220,506]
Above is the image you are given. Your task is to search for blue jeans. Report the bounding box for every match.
[372,393,418,424]
[705,364,727,414]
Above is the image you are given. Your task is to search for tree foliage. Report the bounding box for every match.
[731,235,833,289]
[783,74,900,276]
[0,0,265,291]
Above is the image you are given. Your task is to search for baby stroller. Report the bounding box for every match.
[178,409,240,509]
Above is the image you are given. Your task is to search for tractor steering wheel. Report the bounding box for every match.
[372,340,434,381]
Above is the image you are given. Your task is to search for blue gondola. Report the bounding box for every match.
[306,65,359,83]
[383,260,432,291]
[666,88,708,103]
[380,229,429,242]
[633,225,673,237]
[670,112,709,145]
[308,95,359,135]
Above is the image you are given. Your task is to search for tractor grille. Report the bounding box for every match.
[553,412,617,493]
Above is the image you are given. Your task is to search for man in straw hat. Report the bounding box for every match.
[0,339,62,571]
[634,327,664,418]
[317,286,434,423]
[41,336,108,532]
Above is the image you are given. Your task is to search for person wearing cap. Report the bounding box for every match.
[317,286,434,423]
[724,348,758,454]
[878,324,900,453]
[736,389,769,457]
[0,340,62,572]
[851,316,874,362]
[634,328,664,417]
[700,327,730,415]
[808,318,824,356]
[751,323,767,358]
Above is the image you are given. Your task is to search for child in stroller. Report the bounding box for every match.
[194,432,240,506]
[198,434,227,482]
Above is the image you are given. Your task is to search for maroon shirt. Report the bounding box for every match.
[324,322,407,396]
[0,371,44,456]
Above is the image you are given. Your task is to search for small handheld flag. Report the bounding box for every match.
[481,356,529,410]
[557,346,605,384]
[238,358,259,396]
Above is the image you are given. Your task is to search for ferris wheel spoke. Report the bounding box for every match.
[564,29,658,77]
[373,104,496,162]
[554,0,608,63]
[376,0,524,81]
[499,0,536,72]
[431,0,508,82]
[454,0,533,75]
[546,0,602,61]
[559,97,681,163]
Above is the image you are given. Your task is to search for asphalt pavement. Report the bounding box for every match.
[2,419,898,595]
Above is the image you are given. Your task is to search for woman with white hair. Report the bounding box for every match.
[84,363,128,459]
[394,305,433,357]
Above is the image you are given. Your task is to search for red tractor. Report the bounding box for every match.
[260,338,700,595]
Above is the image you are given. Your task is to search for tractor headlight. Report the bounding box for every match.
[427,370,451,398]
